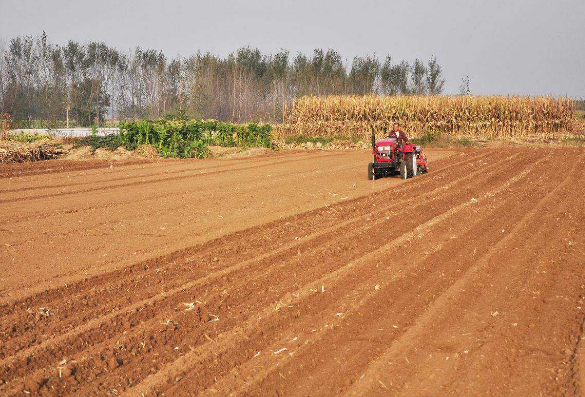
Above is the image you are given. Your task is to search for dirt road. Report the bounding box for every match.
[1,148,584,396]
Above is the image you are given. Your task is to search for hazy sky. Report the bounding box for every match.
[1,0,583,96]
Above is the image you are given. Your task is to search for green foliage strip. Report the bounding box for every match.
[118,119,272,158]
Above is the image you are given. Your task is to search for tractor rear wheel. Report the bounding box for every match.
[406,153,416,178]
[368,162,376,180]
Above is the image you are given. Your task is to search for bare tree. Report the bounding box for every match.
[459,76,471,95]
[0,34,449,126]
[411,58,427,95]
[426,56,445,95]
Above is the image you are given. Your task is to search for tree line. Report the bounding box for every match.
[0,33,446,127]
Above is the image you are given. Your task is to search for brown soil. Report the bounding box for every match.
[0,148,584,396]
[207,145,241,157]
[63,146,143,161]
[208,146,272,159]
[225,147,272,158]
[135,144,159,158]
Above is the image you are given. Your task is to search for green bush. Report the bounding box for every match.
[119,118,272,158]
[410,131,440,146]
[456,137,475,147]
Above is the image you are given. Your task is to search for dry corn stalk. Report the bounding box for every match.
[0,142,63,163]
[279,95,574,140]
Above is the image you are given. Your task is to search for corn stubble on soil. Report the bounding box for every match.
[0,148,584,396]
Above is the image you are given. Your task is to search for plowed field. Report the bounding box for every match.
[1,148,584,396]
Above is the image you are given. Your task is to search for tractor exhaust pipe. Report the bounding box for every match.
[371,127,376,150]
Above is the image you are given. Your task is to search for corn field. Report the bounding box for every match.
[278,95,575,140]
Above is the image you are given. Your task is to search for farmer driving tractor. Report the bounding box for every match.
[389,122,409,147]
[368,120,427,180]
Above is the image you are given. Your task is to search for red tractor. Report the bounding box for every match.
[368,130,428,180]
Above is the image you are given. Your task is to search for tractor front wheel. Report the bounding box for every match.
[368,162,376,180]
[400,160,408,180]
[406,153,416,178]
